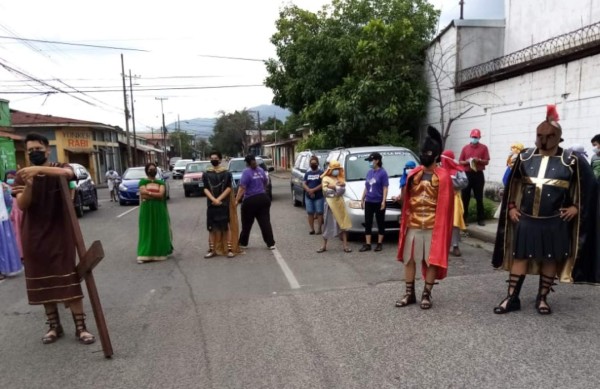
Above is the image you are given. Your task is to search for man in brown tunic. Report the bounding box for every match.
[13,133,95,345]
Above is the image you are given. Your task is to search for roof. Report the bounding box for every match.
[10,110,117,130]
[0,130,23,140]
[430,18,505,46]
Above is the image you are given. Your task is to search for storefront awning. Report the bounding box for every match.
[0,130,24,140]
[64,147,97,154]
[136,144,164,153]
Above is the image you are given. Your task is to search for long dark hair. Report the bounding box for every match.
[145,162,158,176]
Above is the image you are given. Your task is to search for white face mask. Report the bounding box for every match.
[405,169,413,176]
[594,146,600,155]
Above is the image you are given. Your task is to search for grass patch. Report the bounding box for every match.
[465,197,498,223]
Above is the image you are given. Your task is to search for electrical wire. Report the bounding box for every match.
[0,84,265,94]
[0,35,149,52]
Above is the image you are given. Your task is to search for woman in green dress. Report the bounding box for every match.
[137,163,173,263]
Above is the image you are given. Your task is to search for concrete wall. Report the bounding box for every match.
[457,25,505,70]
[425,53,600,184]
[504,0,600,53]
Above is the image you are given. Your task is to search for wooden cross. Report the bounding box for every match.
[523,156,569,217]
[59,177,113,358]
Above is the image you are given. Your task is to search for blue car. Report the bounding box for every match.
[118,166,171,205]
[227,157,274,199]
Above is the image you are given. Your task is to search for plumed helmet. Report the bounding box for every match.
[470,129,481,138]
[421,126,443,162]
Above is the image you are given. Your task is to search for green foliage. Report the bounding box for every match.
[296,132,329,151]
[209,110,257,157]
[261,117,284,142]
[466,197,497,223]
[169,130,195,159]
[265,0,439,147]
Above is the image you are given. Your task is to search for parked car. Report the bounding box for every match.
[172,159,193,179]
[228,157,274,199]
[169,156,182,171]
[118,166,171,205]
[69,163,98,218]
[291,149,330,207]
[183,160,212,197]
[324,146,419,233]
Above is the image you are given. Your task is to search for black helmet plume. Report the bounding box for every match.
[421,126,443,163]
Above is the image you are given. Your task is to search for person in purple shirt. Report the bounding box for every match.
[360,152,389,252]
[234,155,276,249]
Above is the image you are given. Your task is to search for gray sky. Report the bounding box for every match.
[0,1,504,131]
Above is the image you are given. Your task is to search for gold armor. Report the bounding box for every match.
[408,170,439,229]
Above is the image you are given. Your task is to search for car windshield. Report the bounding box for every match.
[175,160,192,168]
[123,168,147,180]
[186,162,210,173]
[228,160,246,173]
[344,151,418,181]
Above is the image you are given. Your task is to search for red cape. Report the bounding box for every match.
[397,165,454,280]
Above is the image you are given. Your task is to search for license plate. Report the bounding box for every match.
[136,191,139,196]
[198,183,203,187]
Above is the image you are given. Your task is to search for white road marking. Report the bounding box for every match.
[272,247,300,289]
[117,206,139,218]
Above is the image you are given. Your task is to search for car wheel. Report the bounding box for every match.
[75,195,84,218]
[184,190,190,197]
[89,190,99,211]
[292,188,301,207]
[119,200,126,206]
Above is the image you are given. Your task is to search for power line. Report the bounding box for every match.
[0,35,149,52]
[0,84,265,94]
[198,54,264,62]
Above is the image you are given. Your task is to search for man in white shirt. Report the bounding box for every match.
[105,167,120,202]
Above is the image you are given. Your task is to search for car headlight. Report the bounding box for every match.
[183,178,191,183]
[347,200,362,209]
[119,184,127,191]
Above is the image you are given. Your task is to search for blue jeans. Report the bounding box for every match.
[305,195,324,215]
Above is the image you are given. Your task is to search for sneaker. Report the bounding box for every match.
[227,251,235,258]
[359,244,372,252]
[239,245,248,249]
[204,251,216,258]
[268,246,276,250]
[374,243,383,252]
[452,246,462,257]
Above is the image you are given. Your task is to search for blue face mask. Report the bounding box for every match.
[368,161,374,168]
[331,170,339,177]
[471,137,479,144]
[6,178,14,185]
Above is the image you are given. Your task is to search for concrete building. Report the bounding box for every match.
[425,0,600,183]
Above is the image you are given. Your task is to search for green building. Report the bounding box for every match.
[0,99,18,180]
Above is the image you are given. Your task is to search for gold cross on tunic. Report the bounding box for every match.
[522,156,569,217]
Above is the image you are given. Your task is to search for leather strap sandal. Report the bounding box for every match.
[227,243,235,258]
[204,244,216,258]
[494,273,526,314]
[72,313,96,345]
[536,274,556,315]
[420,282,437,310]
[42,310,64,344]
[395,281,416,307]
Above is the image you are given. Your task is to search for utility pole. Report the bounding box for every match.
[128,69,138,166]
[459,0,465,20]
[155,97,169,169]
[120,54,132,168]
[177,114,182,157]
[257,111,262,156]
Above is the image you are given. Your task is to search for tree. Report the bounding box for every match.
[169,130,195,159]
[265,0,439,148]
[426,40,504,146]
[209,110,257,157]
[261,117,284,143]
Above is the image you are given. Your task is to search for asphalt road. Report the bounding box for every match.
[2,176,600,389]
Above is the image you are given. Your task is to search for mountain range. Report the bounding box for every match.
[162,104,291,138]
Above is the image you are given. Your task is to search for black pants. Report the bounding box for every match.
[462,171,485,223]
[364,201,386,236]
[239,193,275,247]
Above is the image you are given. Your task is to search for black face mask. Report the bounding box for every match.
[310,163,318,169]
[419,154,436,167]
[211,160,219,167]
[29,150,47,166]
[147,169,157,177]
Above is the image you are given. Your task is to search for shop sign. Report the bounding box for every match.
[64,131,91,148]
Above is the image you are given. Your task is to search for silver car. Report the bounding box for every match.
[325,146,419,233]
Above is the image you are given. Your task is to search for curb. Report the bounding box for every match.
[465,225,497,244]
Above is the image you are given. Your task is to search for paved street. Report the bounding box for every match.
[2,176,600,389]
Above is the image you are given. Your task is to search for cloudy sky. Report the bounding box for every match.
[0,0,503,132]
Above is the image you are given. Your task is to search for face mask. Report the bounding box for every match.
[331,170,339,177]
[594,146,600,155]
[405,169,413,176]
[419,154,436,167]
[29,150,47,166]
[6,178,14,185]
[310,163,318,169]
[368,161,374,168]
[211,160,219,167]
[148,169,157,177]
[470,138,479,145]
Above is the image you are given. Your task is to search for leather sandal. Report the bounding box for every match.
[227,243,235,258]
[317,247,327,253]
[420,282,437,310]
[204,244,216,258]
[536,274,556,315]
[395,281,416,307]
[42,310,64,344]
[494,273,526,314]
[72,313,96,345]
